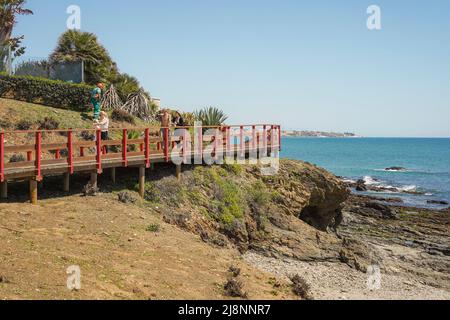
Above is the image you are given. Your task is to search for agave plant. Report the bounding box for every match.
[194,107,228,127]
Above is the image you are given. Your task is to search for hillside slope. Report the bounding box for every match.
[0,98,146,131]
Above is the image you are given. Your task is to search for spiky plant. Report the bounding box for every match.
[121,89,153,121]
[101,84,123,110]
[194,107,228,127]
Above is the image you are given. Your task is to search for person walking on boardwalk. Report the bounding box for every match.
[90,82,104,120]
[160,109,172,135]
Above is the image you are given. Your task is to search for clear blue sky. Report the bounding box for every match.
[14,0,450,137]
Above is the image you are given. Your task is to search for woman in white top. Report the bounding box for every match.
[94,111,110,154]
[94,111,110,140]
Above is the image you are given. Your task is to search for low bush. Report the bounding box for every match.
[9,154,26,163]
[15,120,33,131]
[224,278,247,298]
[111,109,135,124]
[117,191,137,204]
[290,275,312,300]
[38,117,59,130]
[0,73,91,111]
[146,224,161,233]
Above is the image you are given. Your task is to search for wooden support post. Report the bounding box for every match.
[111,167,116,183]
[0,131,4,183]
[144,128,150,168]
[96,129,102,173]
[63,172,70,192]
[139,166,145,198]
[0,181,7,199]
[30,179,38,205]
[176,164,182,181]
[90,172,98,189]
[122,129,128,167]
[67,130,74,174]
[35,131,42,180]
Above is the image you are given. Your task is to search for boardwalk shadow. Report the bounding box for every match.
[0,163,199,204]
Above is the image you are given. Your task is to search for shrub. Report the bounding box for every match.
[223,163,243,175]
[229,265,241,277]
[224,278,247,298]
[143,182,160,203]
[146,224,161,233]
[38,117,59,130]
[111,109,135,124]
[290,275,312,300]
[80,131,94,141]
[9,154,25,163]
[0,73,91,111]
[117,191,137,204]
[15,119,33,131]
[247,181,270,207]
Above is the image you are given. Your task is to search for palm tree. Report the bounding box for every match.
[0,0,33,66]
[49,30,117,84]
[194,107,228,126]
[112,73,141,101]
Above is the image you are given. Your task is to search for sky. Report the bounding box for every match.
[12,0,450,137]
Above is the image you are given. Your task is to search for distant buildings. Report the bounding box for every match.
[282,130,360,138]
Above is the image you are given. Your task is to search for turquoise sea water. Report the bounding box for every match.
[281,138,450,209]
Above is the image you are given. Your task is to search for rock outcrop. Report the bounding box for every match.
[147,159,349,260]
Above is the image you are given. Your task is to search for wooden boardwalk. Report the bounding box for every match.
[0,124,281,203]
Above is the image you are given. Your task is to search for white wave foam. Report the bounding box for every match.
[398,185,417,192]
[363,176,379,185]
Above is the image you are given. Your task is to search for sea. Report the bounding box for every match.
[281,137,450,209]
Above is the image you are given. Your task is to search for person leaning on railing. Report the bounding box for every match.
[94,111,110,153]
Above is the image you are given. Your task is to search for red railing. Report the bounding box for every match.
[0,124,281,180]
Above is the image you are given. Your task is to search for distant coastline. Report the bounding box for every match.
[282,130,361,138]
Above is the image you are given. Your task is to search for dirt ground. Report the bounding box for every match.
[0,191,295,300]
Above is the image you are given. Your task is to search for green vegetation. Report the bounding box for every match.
[0,73,91,110]
[0,98,145,132]
[194,107,228,126]
[49,30,151,101]
[0,0,33,59]
[111,109,135,124]
[49,30,117,85]
[146,224,161,233]
[247,180,270,207]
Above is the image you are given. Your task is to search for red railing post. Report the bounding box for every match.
[182,128,188,164]
[198,127,203,160]
[226,126,231,155]
[0,132,4,182]
[122,128,128,167]
[164,127,170,162]
[271,125,275,148]
[35,131,42,181]
[263,125,267,153]
[252,125,257,150]
[240,126,244,157]
[67,130,74,174]
[27,151,32,161]
[55,149,61,159]
[278,125,281,151]
[96,129,102,173]
[80,147,84,157]
[144,128,150,168]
